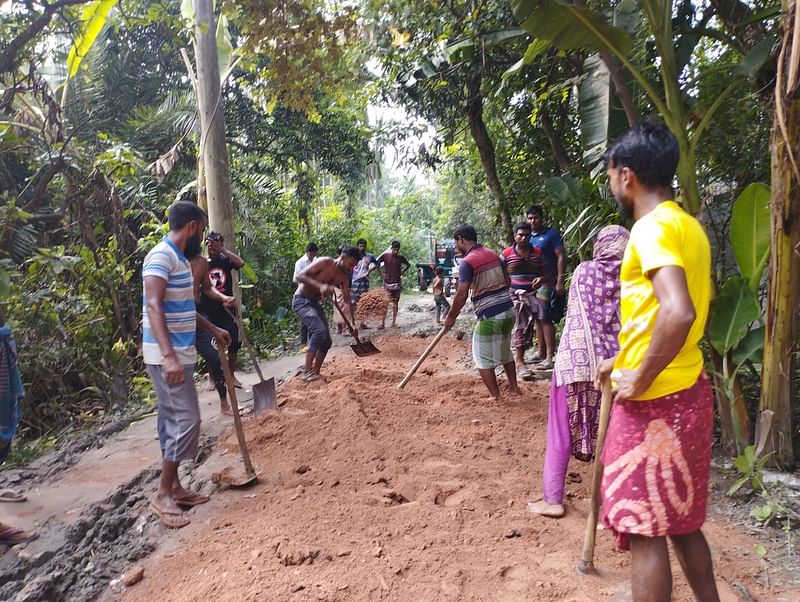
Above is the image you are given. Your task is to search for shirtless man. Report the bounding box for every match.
[292,246,360,381]
[190,256,236,414]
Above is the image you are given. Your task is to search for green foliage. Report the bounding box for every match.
[5,241,142,438]
[727,445,771,495]
[709,276,761,355]
[708,184,771,455]
[67,0,119,78]
[541,175,619,264]
[727,445,799,526]
[730,183,771,292]
[511,0,632,56]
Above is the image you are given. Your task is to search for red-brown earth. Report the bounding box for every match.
[122,334,799,601]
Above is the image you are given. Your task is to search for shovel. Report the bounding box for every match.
[397,327,447,389]
[225,307,276,415]
[577,378,613,576]
[219,344,258,487]
[332,297,381,357]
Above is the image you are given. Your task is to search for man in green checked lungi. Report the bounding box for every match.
[444,225,521,400]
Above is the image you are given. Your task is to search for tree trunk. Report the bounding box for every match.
[465,63,512,240]
[759,19,800,467]
[539,107,571,174]
[598,52,639,126]
[193,0,235,245]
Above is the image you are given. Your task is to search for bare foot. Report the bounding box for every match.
[509,386,522,395]
[220,404,233,416]
[527,500,565,518]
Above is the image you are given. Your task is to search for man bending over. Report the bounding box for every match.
[293,246,360,381]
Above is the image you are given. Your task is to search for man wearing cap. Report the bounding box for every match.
[202,231,245,387]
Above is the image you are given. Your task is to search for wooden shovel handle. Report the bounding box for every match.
[224,306,266,383]
[397,327,448,389]
[579,379,613,568]
[331,296,362,344]
[220,344,256,479]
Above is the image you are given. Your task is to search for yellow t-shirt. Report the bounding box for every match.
[614,201,711,399]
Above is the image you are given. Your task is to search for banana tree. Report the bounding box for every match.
[510,0,774,216]
[760,0,800,468]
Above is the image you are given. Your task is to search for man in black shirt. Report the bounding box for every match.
[202,231,245,387]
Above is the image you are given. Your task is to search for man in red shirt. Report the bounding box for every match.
[370,240,410,329]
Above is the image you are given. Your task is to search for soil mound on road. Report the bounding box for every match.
[124,334,774,601]
[354,288,390,321]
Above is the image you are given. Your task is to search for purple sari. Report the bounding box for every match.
[542,225,629,504]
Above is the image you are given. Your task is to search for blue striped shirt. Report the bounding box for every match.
[142,237,196,366]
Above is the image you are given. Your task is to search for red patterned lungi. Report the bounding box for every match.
[600,373,713,550]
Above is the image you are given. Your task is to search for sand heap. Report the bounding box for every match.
[354,287,390,320]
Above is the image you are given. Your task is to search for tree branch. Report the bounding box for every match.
[0,0,93,74]
[539,105,572,173]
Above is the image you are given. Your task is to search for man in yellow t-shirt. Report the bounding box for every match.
[595,122,720,602]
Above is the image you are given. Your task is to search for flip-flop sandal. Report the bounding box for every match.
[0,489,26,503]
[537,360,554,370]
[518,370,535,381]
[0,526,38,546]
[303,372,320,382]
[173,491,210,507]
[149,501,190,529]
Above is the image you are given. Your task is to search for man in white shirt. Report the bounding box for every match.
[293,243,318,348]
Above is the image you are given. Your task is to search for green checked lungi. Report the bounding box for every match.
[472,308,515,370]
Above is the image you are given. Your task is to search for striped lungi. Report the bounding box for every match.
[351,277,369,305]
[472,308,514,370]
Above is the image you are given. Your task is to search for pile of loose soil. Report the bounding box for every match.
[354,288,389,320]
[123,334,793,601]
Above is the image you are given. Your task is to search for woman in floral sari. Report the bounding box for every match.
[528,225,629,518]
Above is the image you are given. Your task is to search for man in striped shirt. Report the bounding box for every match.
[444,225,520,400]
[143,201,217,529]
[500,222,547,378]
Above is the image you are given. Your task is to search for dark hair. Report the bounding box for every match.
[514,222,531,234]
[168,201,207,231]
[306,242,318,253]
[340,245,360,260]
[390,240,400,248]
[435,266,444,275]
[453,224,477,242]
[601,121,679,188]
[205,230,224,242]
[526,205,543,218]
[357,238,367,246]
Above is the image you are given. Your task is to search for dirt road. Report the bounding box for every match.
[117,326,797,602]
[1,293,798,600]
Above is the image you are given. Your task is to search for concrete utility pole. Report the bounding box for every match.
[192,0,235,246]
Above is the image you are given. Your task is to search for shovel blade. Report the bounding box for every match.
[350,340,381,356]
[252,378,277,415]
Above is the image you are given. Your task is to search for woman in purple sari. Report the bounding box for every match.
[528,225,629,518]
